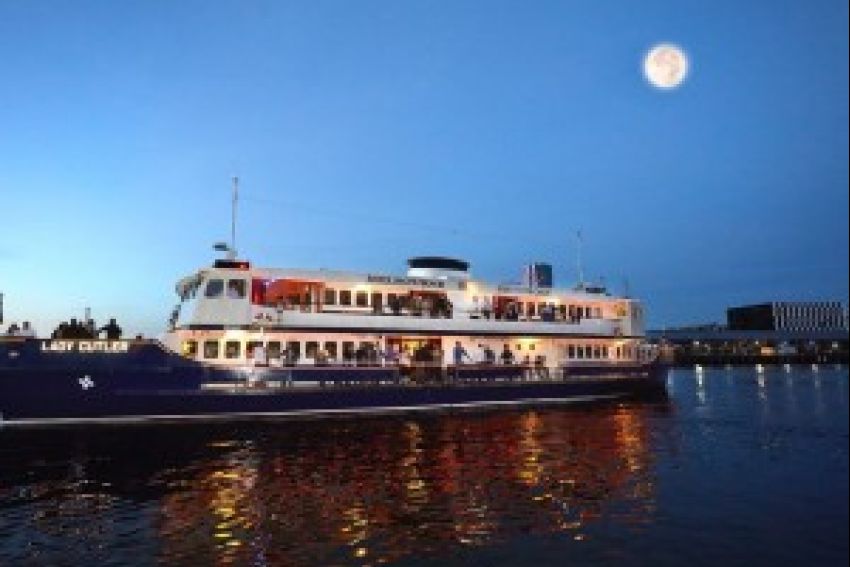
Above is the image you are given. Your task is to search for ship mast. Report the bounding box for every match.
[230,176,239,260]
[576,230,585,289]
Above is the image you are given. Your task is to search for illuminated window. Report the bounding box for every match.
[324,341,338,359]
[286,341,301,361]
[247,341,263,357]
[182,340,198,358]
[267,341,282,359]
[340,290,352,306]
[203,340,219,359]
[204,279,224,298]
[225,341,241,359]
[306,341,319,358]
[324,289,336,305]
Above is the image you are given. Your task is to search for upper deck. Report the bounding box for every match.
[171,257,646,338]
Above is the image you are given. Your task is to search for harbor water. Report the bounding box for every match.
[1,365,847,566]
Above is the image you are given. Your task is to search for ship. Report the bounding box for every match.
[0,185,666,426]
[0,252,668,426]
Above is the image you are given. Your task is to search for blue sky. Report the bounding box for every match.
[1,0,848,336]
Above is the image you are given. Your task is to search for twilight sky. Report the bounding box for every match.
[1,0,848,336]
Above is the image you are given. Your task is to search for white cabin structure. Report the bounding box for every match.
[163,257,651,371]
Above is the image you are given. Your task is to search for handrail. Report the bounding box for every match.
[264,305,624,326]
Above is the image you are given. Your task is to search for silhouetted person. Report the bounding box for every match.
[500,344,514,365]
[100,318,122,340]
[19,321,36,338]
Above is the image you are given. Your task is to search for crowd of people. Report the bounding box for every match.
[3,321,36,337]
[51,317,123,340]
[3,317,125,340]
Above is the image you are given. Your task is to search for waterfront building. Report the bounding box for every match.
[727,302,848,332]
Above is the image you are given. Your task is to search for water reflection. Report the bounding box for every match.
[0,404,665,566]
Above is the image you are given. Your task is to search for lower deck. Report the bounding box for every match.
[166,329,654,370]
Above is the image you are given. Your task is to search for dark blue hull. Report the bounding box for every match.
[0,339,667,425]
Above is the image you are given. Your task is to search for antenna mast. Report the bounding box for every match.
[576,230,585,288]
[230,176,239,259]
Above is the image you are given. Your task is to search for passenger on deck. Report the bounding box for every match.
[389,295,402,316]
[382,345,400,366]
[452,341,471,366]
[500,344,514,365]
[534,355,549,379]
[481,345,495,364]
[100,318,123,340]
[19,321,36,338]
[481,297,492,320]
[5,322,20,336]
[252,343,268,367]
[355,344,368,366]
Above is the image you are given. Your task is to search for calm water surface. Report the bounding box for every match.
[1,366,847,566]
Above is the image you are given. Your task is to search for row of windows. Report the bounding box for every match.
[323,289,373,307]
[184,339,377,360]
[320,288,607,317]
[183,339,632,361]
[204,279,246,299]
[566,344,633,359]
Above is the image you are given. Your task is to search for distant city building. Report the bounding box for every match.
[727,302,848,332]
[522,263,553,289]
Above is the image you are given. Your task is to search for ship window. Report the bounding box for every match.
[324,341,338,359]
[324,288,337,305]
[340,290,352,306]
[204,340,219,359]
[342,341,355,361]
[576,346,584,359]
[227,279,246,299]
[568,345,576,359]
[593,307,602,319]
[204,279,224,298]
[602,346,609,358]
[247,341,263,358]
[286,341,301,360]
[527,303,536,316]
[356,291,368,307]
[593,346,602,359]
[225,341,241,359]
[616,347,622,359]
[529,343,535,351]
[267,341,282,359]
[182,340,198,358]
[306,341,319,359]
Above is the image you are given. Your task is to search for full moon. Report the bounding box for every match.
[644,44,688,89]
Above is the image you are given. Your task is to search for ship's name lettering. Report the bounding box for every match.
[40,341,129,354]
[367,275,444,288]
